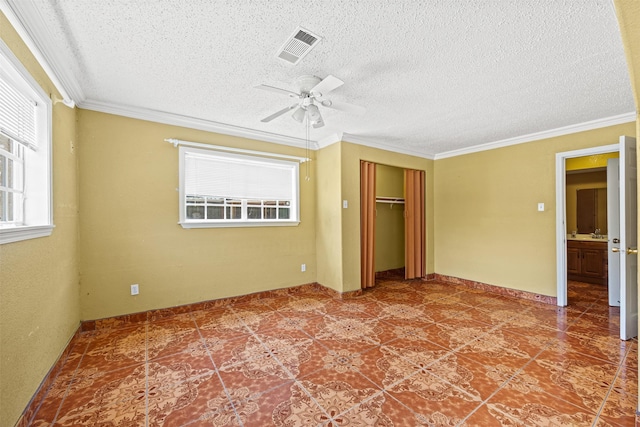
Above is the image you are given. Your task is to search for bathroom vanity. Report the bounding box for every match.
[567,238,608,285]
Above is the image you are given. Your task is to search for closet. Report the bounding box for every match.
[375,164,405,274]
[361,161,425,288]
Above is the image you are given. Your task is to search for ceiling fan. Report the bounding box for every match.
[255,75,365,128]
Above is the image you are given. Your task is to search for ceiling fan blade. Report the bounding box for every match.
[310,75,344,97]
[260,104,298,122]
[321,100,366,115]
[254,84,300,98]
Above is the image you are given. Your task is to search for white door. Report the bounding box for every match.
[607,158,620,306]
[618,135,637,340]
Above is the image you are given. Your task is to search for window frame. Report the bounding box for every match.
[0,40,53,245]
[0,135,26,224]
[178,146,300,228]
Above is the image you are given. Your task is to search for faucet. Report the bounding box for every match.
[592,228,601,239]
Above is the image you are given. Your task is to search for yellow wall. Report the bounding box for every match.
[0,14,80,427]
[315,142,343,291]
[434,122,636,297]
[77,110,317,320]
[375,164,405,272]
[565,152,619,171]
[340,142,434,292]
[376,163,404,198]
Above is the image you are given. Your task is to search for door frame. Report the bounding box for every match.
[555,143,619,306]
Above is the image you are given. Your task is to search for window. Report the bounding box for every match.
[0,41,53,244]
[179,146,299,228]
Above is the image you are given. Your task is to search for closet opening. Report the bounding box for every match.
[360,161,425,289]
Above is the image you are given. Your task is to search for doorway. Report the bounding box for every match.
[556,136,638,340]
[565,158,615,299]
[556,144,619,306]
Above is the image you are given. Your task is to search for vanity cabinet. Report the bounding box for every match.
[567,240,607,285]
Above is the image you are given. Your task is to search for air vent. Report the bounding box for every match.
[276,27,322,65]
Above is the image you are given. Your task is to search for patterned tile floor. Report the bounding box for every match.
[28,278,637,426]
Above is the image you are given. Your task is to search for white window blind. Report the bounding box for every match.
[178,146,300,228]
[0,73,37,149]
[184,152,295,201]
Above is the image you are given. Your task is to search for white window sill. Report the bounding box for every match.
[179,221,300,229]
[0,224,54,244]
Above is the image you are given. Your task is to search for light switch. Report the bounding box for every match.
[538,203,544,212]
[343,200,348,209]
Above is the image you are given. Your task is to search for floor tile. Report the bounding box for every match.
[269,380,335,426]
[49,363,148,426]
[231,380,300,426]
[197,326,261,360]
[467,385,601,426]
[76,325,148,372]
[152,347,217,375]
[385,370,483,425]
[370,318,437,348]
[192,307,253,337]
[156,372,231,426]
[307,314,385,350]
[428,318,494,351]
[324,298,386,318]
[516,351,615,411]
[321,389,395,425]
[146,322,200,361]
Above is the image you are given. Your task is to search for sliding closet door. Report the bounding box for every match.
[361,161,376,288]
[405,169,425,279]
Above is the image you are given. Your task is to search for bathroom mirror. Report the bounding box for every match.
[576,188,607,234]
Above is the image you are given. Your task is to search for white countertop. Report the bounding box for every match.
[567,234,608,242]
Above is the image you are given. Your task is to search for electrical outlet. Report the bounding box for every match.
[301,263,306,272]
[130,284,139,295]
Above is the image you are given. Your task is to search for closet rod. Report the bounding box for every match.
[376,197,405,204]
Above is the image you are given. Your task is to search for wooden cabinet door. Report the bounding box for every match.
[582,248,605,278]
[567,247,581,275]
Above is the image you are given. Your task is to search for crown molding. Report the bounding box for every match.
[341,133,435,160]
[79,99,320,151]
[316,133,343,149]
[2,0,83,104]
[434,112,637,160]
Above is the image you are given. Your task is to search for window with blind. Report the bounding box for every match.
[179,146,299,228]
[0,41,52,244]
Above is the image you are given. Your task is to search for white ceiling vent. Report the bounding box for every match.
[276,27,322,65]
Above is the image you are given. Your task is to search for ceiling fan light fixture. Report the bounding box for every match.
[306,104,321,121]
[292,106,306,123]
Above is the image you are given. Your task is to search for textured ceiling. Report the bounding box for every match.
[4,0,636,158]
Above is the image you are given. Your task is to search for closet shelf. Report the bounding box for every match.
[376,196,405,204]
